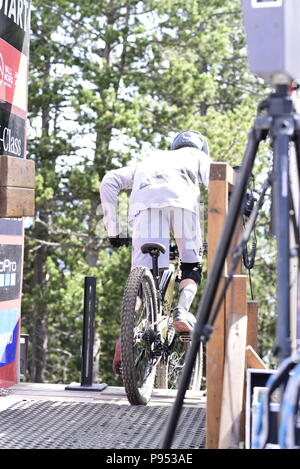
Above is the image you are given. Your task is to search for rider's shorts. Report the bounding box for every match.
[131,206,202,269]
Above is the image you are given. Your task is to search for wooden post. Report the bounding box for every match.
[206,163,235,448]
[206,164,229,449]
[206,162,248,449]
[218,275,248,449]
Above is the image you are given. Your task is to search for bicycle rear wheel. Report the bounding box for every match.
[121,266,158,405]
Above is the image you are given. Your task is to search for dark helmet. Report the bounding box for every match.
[171,130,209,156]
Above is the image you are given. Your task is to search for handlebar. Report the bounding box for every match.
[108,237,179,254]
[108,238,207,257]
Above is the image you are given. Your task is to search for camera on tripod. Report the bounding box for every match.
[242,0,300,85]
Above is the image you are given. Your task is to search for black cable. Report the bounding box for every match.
[248,266,254,301]
[242,219,256,300]
[242,171,258,271]
[241,172,259,300]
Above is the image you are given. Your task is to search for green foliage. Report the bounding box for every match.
[22,0,277,384]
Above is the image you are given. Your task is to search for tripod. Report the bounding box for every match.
[161,84,300,449]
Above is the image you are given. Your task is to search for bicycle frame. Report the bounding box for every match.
[154,246,180,303]
[148,244,181,344]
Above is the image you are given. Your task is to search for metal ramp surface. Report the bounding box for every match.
[0,383,206,449]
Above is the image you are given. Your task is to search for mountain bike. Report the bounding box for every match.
[120,241,203,405]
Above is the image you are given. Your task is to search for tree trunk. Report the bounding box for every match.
[30,244,48,382]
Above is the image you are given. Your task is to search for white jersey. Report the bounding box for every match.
[100,147,212,236]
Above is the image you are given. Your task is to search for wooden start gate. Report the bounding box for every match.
[206,162,266,449]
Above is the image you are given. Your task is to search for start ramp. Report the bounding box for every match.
[0,382,206,449]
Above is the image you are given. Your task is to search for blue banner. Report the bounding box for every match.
[0,307,19,367]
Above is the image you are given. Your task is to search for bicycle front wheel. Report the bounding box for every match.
[169,337,203,392]
[121,266,158,405]
[156,328,203,392]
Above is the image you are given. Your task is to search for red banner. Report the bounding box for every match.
[0,38,27,116]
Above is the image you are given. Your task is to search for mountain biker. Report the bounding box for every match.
[99,130,212,374]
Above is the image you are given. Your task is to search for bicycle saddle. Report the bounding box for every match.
[140,242,166,255]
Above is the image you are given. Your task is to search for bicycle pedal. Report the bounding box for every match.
[179,333,192,342]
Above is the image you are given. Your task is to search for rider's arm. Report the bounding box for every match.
[197,151,213,188]
[100,165,136,236]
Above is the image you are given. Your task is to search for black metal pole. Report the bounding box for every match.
[161,125,263,449]
[81,276,96,386]
[272,131,292,361]
[65,276,107,392]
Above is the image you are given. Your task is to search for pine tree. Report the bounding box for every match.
[22,0,276,384]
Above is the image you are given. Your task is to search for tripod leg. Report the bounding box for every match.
[161,126,263,449]
[272,130,292,361]
[294,128,300,185]
[294,132,300,253]
[288,186,300,262]
[291,129,300,353]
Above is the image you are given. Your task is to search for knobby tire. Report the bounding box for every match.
[121,266,158,405]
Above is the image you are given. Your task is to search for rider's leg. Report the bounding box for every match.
[131,208,169,269]
[132,207,168,313]
[172,207,202,332]
[172,263,202,332]
[177,278,198,312]
[112,339,122,375]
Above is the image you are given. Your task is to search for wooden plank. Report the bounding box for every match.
[225,275,247,332]
[206,280,226,449]
[227,212,243,275]
[0,155,35,189]
[218,275,248,449]
[239,303,259,444]
[247,301,258,352]
[246,346,267,369]
[0,187,35,217]
[218,315,247,449]
[228,275,247,445]
[207,179,228,273]
[206,167,228,449]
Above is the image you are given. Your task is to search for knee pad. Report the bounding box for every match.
[180,262,202,284]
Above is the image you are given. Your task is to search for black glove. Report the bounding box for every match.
[109,235,130,248]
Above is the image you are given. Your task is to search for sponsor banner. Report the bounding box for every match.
[0,106,25,157]
[0,358,17,386]
[0,1,30,387]
[0,306,19,367]
[0,100,26,120]
[0,218,23,236]
[0,244,22,301]
[0,38,28,113]
[0,0,31,54]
